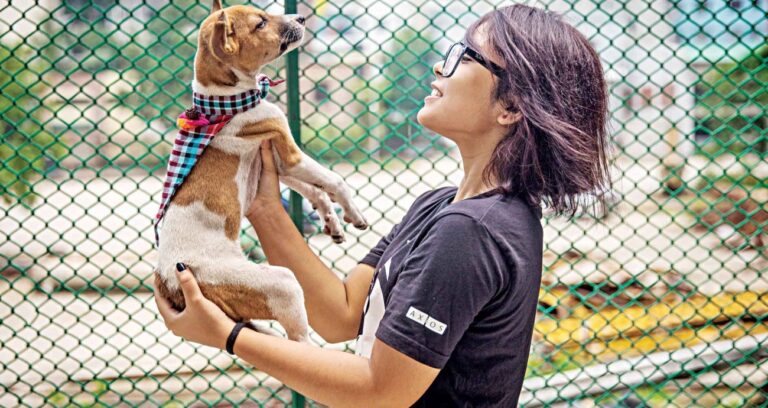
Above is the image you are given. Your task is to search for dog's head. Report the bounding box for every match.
[195,0,305,87]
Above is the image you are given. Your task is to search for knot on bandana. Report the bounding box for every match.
[154,74,284,247]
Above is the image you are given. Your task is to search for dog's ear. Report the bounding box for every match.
[211,0,223,13]
[210,10,238,59]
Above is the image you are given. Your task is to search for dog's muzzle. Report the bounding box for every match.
[280,27,304,53]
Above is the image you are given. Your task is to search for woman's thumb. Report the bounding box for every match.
[176,262,202,303]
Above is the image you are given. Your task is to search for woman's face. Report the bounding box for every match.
[416,28,508,143]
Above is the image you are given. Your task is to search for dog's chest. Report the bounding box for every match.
[162,102,282,243]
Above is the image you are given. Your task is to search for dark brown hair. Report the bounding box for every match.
[466,5,614,219]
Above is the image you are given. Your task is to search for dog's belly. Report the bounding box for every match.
[157,201,243,284]
[156,201,282,322]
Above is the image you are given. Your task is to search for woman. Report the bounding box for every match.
[154,4,612,407]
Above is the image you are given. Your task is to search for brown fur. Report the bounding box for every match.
[154,272,275,321]
[196,6,287,88]
[193,4,304,169]
[173,147,242,240]
[237,118,302,167]
[154,2,321,343]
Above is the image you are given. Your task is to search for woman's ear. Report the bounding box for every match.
[497,109,522,127]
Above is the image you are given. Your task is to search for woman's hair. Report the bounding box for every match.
[465,4,615,219]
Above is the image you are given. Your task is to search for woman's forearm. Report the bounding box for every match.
[234,329,378,407]
[246,206,360,342]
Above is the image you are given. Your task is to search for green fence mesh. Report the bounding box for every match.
[1,0,767,406]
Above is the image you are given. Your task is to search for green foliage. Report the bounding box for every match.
[696,42,767,155]
[45,379,109,408]
[55,0,203,125]
[0,43,66,205]
[377,28,442,156]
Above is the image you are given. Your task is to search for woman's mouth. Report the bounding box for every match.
[425,85,443,102]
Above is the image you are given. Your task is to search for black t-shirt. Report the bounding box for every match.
[356,186,543,407]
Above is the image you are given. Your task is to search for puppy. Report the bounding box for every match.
[153,0,368,342]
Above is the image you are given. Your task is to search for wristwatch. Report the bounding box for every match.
[226,322,248,355]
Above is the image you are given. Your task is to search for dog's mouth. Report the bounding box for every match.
[279,27,304,53]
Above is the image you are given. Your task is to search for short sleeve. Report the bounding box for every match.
[359,221,402,268]
[359,187,455,268]
[374,214,505,368]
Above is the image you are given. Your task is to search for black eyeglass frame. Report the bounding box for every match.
[440,41,504,78]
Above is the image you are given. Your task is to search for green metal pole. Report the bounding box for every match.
[285,1,305,235]
[285,0,306,407]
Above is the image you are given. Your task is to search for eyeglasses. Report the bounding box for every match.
[440,41,504,78]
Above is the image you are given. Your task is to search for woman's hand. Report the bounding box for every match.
[246,140,283,219]
[153,263,236,350]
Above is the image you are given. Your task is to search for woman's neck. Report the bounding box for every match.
[453,139,500,203]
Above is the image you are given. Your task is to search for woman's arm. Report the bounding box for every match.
[154,266,439,407]
[234,329,439,407]
[246,141,372,343]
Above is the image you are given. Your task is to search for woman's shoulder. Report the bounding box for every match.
[443,191,542,227]
[414,186,457,203]
[408,187,542,237]
[407,186,457,211]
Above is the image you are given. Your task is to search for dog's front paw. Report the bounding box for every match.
[343,213,369,230]
[311,201,344,242]
[321,214,345,243]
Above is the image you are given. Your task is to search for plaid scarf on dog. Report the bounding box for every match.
[154,74,284,246]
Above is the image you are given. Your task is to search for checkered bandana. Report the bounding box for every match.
[154,74,284,246]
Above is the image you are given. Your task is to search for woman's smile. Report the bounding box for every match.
[425,83,443,102]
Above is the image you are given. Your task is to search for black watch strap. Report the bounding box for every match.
[226,322,247,355]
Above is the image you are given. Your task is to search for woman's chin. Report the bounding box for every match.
[418,108,451,136]
[416,107,438,130]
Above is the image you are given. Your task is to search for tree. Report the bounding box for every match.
[697,42,767,155]
[378,28,443,158]
[0,42,66,205]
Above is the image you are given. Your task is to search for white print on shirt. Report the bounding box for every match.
[407,306,447,335]
[355,260,389,359]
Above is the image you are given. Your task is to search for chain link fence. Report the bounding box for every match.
[1,0,766,406]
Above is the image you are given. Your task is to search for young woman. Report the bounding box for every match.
[154,4,612,407]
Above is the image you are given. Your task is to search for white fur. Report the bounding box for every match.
[156,14,366,343]
[281,151,368,229]
[281,175,344,242]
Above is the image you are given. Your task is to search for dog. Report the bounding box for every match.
[153,0,368,343]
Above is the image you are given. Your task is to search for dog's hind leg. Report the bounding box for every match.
[280,175,345,243]
[256,264,310,343]
[277,150,368,231]
[197,260,310,343]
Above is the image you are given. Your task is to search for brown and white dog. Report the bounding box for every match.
[153,0,368,342]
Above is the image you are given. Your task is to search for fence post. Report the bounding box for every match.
[284,1,307,407]
[285,0,305,235]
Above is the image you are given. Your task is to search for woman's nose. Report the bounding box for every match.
[433,61,444,76]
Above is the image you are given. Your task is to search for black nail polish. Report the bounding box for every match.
[176,262,186,272]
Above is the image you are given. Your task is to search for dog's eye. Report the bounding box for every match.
[255,19,268,30]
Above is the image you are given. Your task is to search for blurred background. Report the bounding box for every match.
[0,0,766,406]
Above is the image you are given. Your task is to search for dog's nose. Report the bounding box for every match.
[296,15,305,25]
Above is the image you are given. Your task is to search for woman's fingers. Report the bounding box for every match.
[261,140,276,173]
[175,263,204,304]
[153,274,178,322]
[248,139,283,217]
[257,140,280,196]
